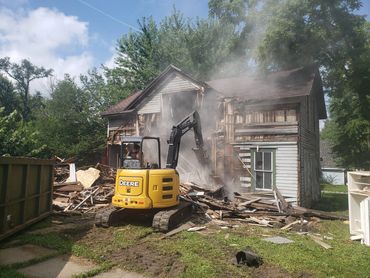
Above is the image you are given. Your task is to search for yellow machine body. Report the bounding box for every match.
[112,168,180,209]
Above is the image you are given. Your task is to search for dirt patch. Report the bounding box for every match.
[110,241,185,278]
[77,225,115,243]
[251,264,313,278]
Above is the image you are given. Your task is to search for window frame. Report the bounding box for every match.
[251,148,276,191]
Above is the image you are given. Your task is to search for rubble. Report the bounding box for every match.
[75,168,101,188]
[52,156,347,232]
[53,160,116,213]
[180,182,347,231]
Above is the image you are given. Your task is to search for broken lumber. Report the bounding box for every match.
[309,235,332,249]
[71,187,100,211]
[281,220,300,230]
[273,186,291,213]
[292,207,347,220]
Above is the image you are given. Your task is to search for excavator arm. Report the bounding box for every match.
[166,111,208,169]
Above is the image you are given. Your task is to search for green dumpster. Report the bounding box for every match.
[0,157,54,241]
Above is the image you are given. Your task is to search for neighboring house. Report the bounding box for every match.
[102,65,326,207]
[320,139,346,185]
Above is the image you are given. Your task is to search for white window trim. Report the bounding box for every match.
[253,149,274,191]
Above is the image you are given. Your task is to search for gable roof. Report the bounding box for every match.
[101,65,208,117]
[207,65,326,119]
[126,64,208,111]
[102,64,326,119]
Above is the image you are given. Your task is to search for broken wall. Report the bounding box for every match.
[213,98,300,201]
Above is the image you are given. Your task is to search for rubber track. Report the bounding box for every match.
[95,205,122,227]
[95,202,192,232]
[152,202,192,232]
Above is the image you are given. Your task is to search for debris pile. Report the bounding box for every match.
[52,157,346,231]
[53,159,116,213]
[180,182,347,230]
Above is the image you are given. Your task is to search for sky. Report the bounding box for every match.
[0,0,369,93]
[0,0,208,93]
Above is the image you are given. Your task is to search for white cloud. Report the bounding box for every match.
[0,7,94,94]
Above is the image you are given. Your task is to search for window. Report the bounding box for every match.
[253,149,274,190]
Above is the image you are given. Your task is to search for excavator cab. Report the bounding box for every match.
[120,136,161,169]
[113,135,180,211]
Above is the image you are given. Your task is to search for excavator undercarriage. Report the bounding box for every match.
[95,202,193,232]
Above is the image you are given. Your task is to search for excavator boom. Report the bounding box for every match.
[166,111,208,169]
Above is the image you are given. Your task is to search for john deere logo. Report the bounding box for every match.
[119,180,139,187]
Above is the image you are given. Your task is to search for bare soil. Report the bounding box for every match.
[53,215,315,278]
[110,241,185,278]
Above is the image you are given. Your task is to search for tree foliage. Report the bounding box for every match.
[34,76,106,164]
[114,10,247,90]
[209,0,369,168]
[80,68,130,109]
[0,74,19,115]
[0,108,47,157]
[0,57,52,121]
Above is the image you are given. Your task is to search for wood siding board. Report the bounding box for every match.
[160,74,200,94]
[138,94,161,114]
[235,126,298,135]
[138,73,203,115]
[298,93,321,207]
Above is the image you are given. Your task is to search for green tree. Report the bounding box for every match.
[0,74,20,115]
[114,10,247,90]
[80,68,129,109]
[256,0,369,168]
[209,0,369,168]
[114,17,161,90]
[0,57,52,121]
[0,108,47,157]
[35,76,106,164]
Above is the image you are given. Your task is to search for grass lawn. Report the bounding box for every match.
[1,190,369,278]
[320,183,348,193]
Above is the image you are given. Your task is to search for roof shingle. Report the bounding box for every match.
[101,91,142,117]
[207,66,316,100]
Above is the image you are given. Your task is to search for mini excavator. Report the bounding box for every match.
[95,111,207,232]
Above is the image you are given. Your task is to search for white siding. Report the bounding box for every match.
[275,143,298,198]
[138,94,161,114]
[161,75,200,94]
[234,142,298,199]
[138,74,201,115]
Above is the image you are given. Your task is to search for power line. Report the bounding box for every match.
[76,0,141,32]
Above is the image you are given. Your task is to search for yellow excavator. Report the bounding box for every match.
[95,111,207,231]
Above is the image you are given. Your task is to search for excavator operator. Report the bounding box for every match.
[129,143,142,160]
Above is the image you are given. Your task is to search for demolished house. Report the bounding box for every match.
[102,65,326,207]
